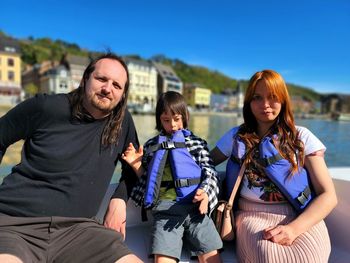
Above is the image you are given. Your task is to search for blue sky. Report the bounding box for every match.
[1,0,349,94]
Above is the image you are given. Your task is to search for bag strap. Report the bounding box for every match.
[227,163,246,207]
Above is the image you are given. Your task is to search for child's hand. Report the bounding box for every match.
[193,189,209,214]
[121,143,143,167]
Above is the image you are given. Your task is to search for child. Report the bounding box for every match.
[122,91,223,263]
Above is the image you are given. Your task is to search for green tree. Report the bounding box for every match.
[24,83,39,98]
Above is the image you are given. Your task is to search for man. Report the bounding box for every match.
[0,53,143,262]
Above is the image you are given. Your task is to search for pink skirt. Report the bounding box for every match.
[235,198,331,263]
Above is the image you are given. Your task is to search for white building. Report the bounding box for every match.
[152,62,183,96]
[40,65,72,94]
[125,57,157,111]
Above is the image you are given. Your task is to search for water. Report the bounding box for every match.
[133,114,241,149]
[295,118,350,167]
[1,114,349,180]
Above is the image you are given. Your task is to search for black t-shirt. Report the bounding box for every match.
[0,93,139,217]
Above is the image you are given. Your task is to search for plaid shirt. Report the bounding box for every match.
[130,130,219,214]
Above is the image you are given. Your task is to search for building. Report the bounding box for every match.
[152,62,183,96]
[22,60,60,95]
[321,94,350,114]
[60,54,90,90]
[22,54,89,96]
[0,36,21,105]
[125,57,157,111]
[218,84,244,111]
[183,83,211,109]
[40,65,72,94]
[291,96,314,114]
[210,93,230,111]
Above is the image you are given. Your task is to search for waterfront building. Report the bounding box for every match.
[40,65,72,94]
[210,93,230,111]
[60,54,90,90]
[321,94,350,114]
[125,57,157,111]
[210,87,243,112]
[22,60,60,96]
[152,62,183,96]
[22,54,89,96]
[291,95,314,114]
[0,36,21,105]
[183,83,211,109]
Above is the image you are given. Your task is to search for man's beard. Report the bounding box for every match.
[90,95,117,114]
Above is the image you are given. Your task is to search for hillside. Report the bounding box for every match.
[1,30,320,101]
[150,55,320,101]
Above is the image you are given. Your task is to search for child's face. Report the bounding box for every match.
[160,111,184,135]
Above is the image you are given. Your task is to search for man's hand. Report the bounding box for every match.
[104,198,127,240]
[193,188,209,214]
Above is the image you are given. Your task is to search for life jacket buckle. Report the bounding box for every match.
[174,178,189,188]
[161,141,175,149]
[297,191,308,205]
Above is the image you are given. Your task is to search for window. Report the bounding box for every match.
[5,46,16,53]
[8,58,14,67]
[60,70,67,78]
[8,71,15,81]
[59,82,68,89]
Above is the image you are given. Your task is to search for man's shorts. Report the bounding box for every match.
[151,200,223,260]
[0,215,132,263]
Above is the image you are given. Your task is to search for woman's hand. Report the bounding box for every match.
[264,153,338,246]
[263,224,298,246]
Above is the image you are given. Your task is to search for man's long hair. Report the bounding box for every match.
[239,69,304,174]
[69,53,130,145]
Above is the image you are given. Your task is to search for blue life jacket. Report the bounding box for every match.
[225,133,246,200]
[144,129,202,208]
[226,132,314,213]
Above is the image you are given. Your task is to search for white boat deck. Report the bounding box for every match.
[97,167,350,262]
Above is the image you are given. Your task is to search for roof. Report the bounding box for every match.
[43,65,70,76]
[0,36,21,54]
[61,54,90,67]
[124,57,152,68]
[152,62,181,81]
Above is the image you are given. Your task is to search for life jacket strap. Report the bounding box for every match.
[297,186,311,205]
[147,142,187,153]
[161,178,201,188]
[174,178,201,188]
[230,155,242,164]
[259,153,284,167]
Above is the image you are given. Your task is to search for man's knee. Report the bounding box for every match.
[0,254,23,263]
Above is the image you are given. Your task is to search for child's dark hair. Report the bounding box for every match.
[155,91,189,132]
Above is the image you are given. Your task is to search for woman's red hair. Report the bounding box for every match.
[239,70,304,174]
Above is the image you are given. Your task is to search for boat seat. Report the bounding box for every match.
[97,167,350,263]
[96,183,237,262]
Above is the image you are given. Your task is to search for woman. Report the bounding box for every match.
[211,70,337,262]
